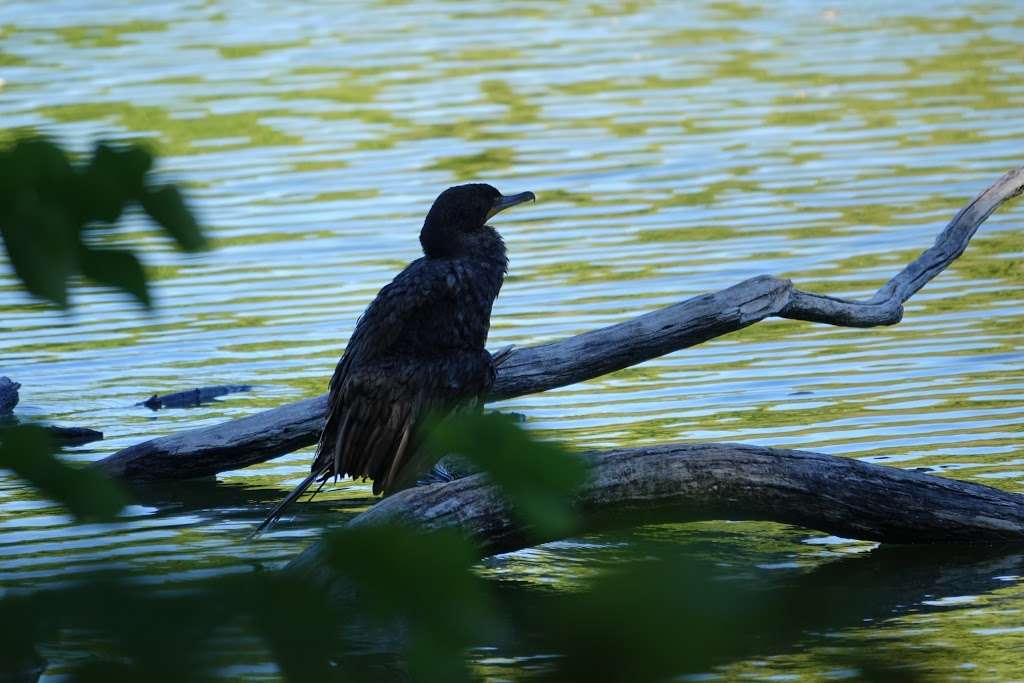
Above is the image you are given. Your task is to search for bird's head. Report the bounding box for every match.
[420,183,534,258]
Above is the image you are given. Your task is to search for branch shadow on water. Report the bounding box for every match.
[464,539,1024,681]
[122,477,372,530]
[2,503,1022,681]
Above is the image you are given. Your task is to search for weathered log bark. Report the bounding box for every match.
[93,167,1024,481]
[98,394,329,480]
[287,442,1024,582]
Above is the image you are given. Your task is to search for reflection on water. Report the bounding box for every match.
[1,0,1023,678]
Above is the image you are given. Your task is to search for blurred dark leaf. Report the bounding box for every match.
[0,139,77,306]
[77,143,153,225]
[0,547,488,683]
[10,137,76,190]
[532,555,741,681]
[407,632,474,683]
[79,246,151,308]
[70,582,221,682]
[69,660,169,683]
[426,412,588,538]
[79,147,127,224]
[321,525,492,682]
[96,142,153,198]
[0,595,46,680]
[0,134,205,309]
[0,210,74,307]
[0,547,940,683]
[229,571,341,680]
[514,544,943,683]
[141,185,207,252]
[2,573,222,683]
[0,424,129,521]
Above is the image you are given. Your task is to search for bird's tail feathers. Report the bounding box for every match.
[249,466,327,539]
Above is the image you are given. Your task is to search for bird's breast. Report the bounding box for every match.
[410,260,503,354]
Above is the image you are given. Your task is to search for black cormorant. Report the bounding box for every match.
[254,184,534,534]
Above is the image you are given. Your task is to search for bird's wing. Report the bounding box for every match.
[327,363,437,494]
[324,348,495,494]
[314,258,461,475]
[251,259,499,535]
[336,257,457,368]
[251,259,459,536]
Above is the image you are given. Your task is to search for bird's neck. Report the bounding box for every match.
[419,221,456,258]
[421,225,507,272]
[465,225,507,270]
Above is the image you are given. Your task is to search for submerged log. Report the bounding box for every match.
[1,377,20,415]
[46,426,103,445]
[287,441,1024,581]
[138,385,253,410]
[0,378,101,445]
[94,167,1024,481]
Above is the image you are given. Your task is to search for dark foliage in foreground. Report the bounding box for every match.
[0,525,940,682]
[0,136,202,527]
[0,136,204,309]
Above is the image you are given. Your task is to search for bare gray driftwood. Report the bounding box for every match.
[94,167,1024,481]
[287,441,1024,579]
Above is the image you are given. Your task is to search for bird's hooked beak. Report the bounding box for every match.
[487,191,535,220]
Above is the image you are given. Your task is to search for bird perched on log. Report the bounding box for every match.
[254,184,534,534]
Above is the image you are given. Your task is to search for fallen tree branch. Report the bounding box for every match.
[94,167,1024,481]
[287,441,1024,582]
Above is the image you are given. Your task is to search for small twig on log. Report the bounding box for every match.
[93,168,1024,481]
[287,441,1024,583]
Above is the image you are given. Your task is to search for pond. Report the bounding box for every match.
[1,0,1023,678]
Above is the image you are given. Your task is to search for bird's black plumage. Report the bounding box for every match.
[254,183,533,534]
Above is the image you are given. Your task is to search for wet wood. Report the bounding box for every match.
[1,378,102,443]
[287,441,1024,581]
[1,377,20,415]
[94,167,1024,481]
[46,426,103,445]
[138,385,253,410]
[98,394,328,480]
